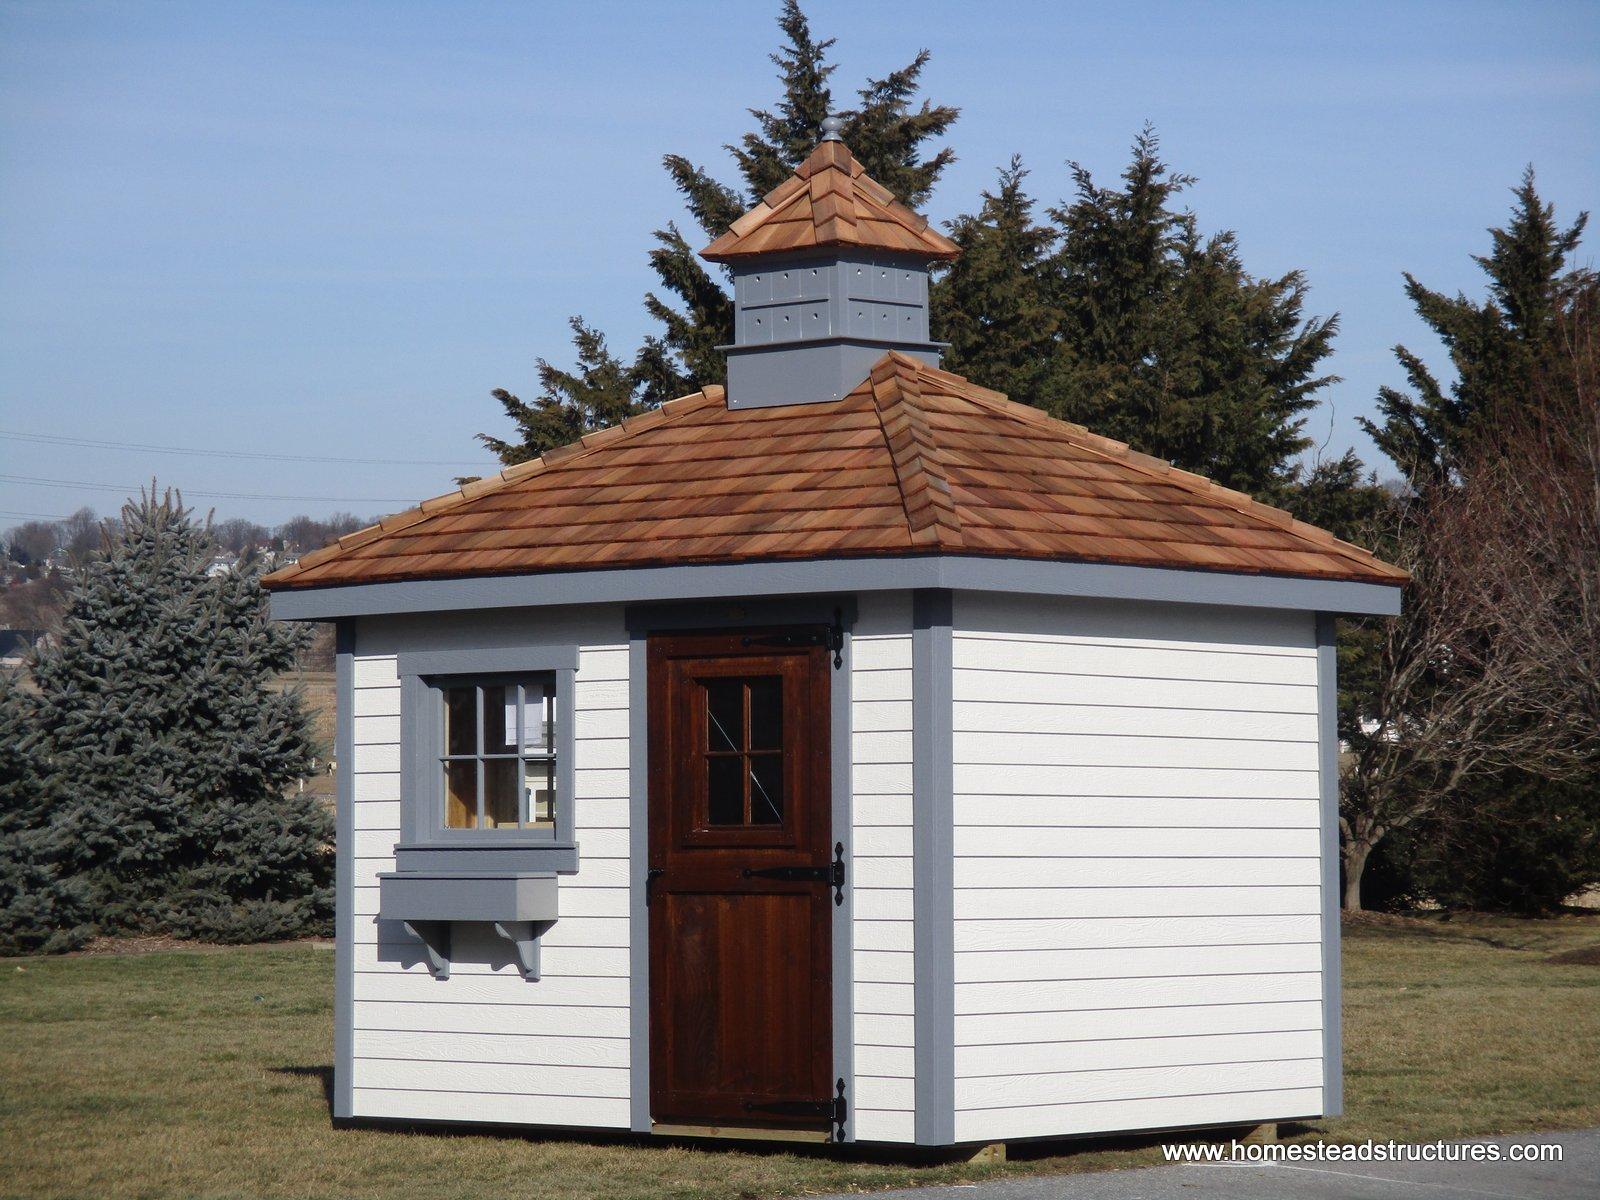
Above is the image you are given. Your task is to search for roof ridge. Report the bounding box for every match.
[912,362,1408,582]
[261,385,726,587]
[861,354,963,550]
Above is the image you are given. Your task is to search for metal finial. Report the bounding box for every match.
[819,114,844,142]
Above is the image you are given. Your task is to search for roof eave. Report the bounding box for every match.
[266,548,1405,623]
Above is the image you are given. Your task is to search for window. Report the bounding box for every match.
[436,677,557,832]
[702,675,784,826]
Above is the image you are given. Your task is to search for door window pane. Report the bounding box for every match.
[748,677,782,749]
[706,679,742,752]
[444,761,477,828]
[707,756,744,825]
[748,755,783,824]
[699,675,786,829]
[484,758,519,827]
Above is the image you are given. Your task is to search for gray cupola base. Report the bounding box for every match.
[720,250,947,409]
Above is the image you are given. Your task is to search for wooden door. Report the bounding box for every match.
[647,629,834,1131]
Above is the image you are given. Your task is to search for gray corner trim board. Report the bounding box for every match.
[333,619,356,1121]
[911,589,955,1145]
[1316,612,1345,1117]
[627,632,651,1133]
[830,621,855,1141]
[268,555,1404,623]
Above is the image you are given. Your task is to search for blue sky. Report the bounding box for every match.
[2,0,1596,530]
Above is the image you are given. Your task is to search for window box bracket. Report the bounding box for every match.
[402,920,452,980]
[493,919,557,980]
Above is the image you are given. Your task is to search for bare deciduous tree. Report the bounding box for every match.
[1341,286,1600,908]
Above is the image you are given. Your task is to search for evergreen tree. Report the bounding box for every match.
[27,490,332,943]
[479,319,643,463]
[933,156,1060,402]
[1044,128,1339,496]
[0,676,89,955]
[480,1,958,458]
[1282,451,1394,546]
[1361,168,1590,487]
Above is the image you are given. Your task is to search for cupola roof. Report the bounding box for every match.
[701,135,960,264]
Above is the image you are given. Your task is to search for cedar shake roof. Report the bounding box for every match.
[701,138,961,263]
[263,353,1407,592]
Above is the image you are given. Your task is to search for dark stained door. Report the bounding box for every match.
[647,629,833,1131]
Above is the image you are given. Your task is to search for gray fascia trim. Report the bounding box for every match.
[1317,613,1344,1117]
[268,556,1402,622]
[627,632,651,1133]
[397,645,578,676]
[831,622,855,1141]
[911,589,955,1145]
[333,619,356,1121]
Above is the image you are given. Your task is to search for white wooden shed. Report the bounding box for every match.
[264,124,1406,1148]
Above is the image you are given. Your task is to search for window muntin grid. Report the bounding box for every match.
[438,677,557,832]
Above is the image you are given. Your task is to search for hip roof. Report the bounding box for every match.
[263,352,1407,593]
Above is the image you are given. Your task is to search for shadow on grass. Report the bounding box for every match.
[264,1066,1311,1171]
[270,1065,333,1112]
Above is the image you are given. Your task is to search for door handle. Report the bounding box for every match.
[645,867,664,905]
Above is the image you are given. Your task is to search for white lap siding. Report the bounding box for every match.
[850,592,917,1143]
[950,593,1325,1143]
[347,611,632,1129]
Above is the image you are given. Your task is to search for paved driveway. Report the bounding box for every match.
[813,1129,1599,1199]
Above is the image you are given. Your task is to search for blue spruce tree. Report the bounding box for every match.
[25,489,332,943]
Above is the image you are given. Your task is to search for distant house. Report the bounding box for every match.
[264,121,1405,1150]
[0,628,47,668]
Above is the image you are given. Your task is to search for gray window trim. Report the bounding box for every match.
[397,645,579,676]
[911,589,955,1145]
[397,645,578,855]
[1317,612,1344,1117]
[270,554,1403,623]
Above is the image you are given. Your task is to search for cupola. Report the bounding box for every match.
[702,116,961,409]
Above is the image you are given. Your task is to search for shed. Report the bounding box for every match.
[263,122,1406,1149]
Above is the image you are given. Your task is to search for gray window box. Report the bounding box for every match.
[377,869,558,981]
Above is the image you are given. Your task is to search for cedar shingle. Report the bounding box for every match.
[264,351,1407,593]
[701,138,959,263]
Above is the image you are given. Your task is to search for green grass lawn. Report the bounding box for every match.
[3,913,1598,1200]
